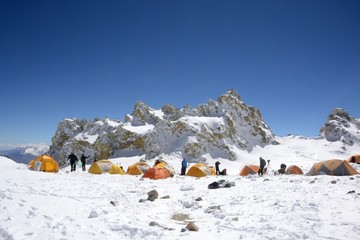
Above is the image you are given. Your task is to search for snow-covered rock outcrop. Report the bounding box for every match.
[49,90,278,166]
[320,108,360,145]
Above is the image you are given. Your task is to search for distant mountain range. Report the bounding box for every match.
[0,144,49,164]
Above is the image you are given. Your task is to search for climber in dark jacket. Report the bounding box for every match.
[67,153,78,172]
[215,161,221,175]
[80,153,90,171]
[258,157,267,176]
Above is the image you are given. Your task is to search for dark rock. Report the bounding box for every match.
[186,222,199,231]
[149,221,160,227]
[147,190,159,201]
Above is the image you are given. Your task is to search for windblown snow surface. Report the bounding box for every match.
[1,136,360,240]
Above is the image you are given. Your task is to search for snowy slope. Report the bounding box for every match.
[1,136,360,240]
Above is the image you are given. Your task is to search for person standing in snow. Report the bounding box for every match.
[215,161,221,175]
[258,157,266,176]
[67,153,78,172]
[80,153,90,171]
[181,158,188,175]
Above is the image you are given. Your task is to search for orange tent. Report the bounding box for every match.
[285,165,303,175]
[347,155,360,164]
[306,159,359,176]
[153,160,175,177]
[239,165,259,176]
[142,168,170,180]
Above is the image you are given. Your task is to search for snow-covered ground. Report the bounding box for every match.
[1,136,360,240]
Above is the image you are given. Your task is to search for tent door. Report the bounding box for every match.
[34,161,41,171]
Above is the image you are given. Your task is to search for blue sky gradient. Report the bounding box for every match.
[1,0,359,146]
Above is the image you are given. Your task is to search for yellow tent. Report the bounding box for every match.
[88,160,125,175]
[28,155,59,173]
[186,163,216,177]
[126,162,151,175]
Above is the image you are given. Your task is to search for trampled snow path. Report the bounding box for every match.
[1,158,360,240]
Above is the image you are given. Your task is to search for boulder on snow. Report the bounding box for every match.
[186,222,199,231]
[147,189,159,201]
[149,221,160,227]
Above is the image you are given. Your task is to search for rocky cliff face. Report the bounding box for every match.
[320,108,360,145]
[49,90,278,166]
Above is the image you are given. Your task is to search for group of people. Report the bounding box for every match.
[258,157,287,175]
[67,153,90,172]
[67,153,287,175]
[180,158,227,176]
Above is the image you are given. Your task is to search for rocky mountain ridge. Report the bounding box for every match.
[49,90,277,166]
[320,108,360,145]
[48,90,360,167]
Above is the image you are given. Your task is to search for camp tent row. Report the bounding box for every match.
[28,155,359,177]
[239,159,359,176]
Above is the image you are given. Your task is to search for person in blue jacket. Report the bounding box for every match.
[181,158,188,175]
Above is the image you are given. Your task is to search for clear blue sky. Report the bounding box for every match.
[1,0,359,146]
